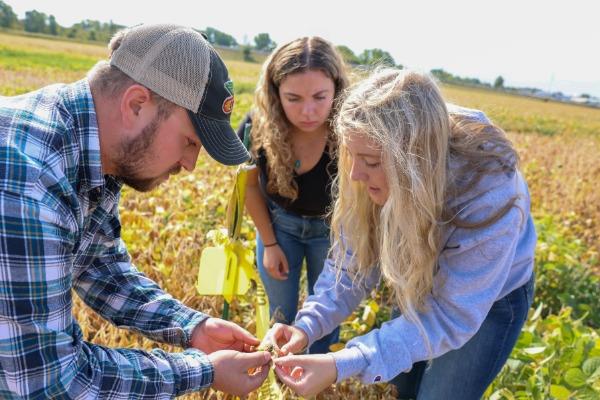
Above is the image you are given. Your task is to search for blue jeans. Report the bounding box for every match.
[391,273,535,399]
[256,201,340,354]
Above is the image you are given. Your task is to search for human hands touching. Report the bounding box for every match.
[269,323,309,355]
[190,317,260,354]
[273,353,337,397]
[208,350,271,396]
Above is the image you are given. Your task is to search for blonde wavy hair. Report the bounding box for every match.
[251,36,349,200]
[332,68,518,350]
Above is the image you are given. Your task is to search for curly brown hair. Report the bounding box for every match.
[251,36,349,200]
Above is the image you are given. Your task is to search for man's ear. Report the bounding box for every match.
[120,84,154,129]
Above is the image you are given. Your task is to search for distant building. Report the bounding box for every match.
[571,96,600,107]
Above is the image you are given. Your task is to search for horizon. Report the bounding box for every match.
[6,0,600,98]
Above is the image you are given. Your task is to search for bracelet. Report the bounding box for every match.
[264,241,279,248]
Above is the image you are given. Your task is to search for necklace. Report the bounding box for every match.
[292,127,328,171]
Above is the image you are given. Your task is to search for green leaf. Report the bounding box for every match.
[505,358,523,371]
[490,388,515,400]
[549,385,571,400]
[582,357,600,377]
[523,346,546,355]
[516,331,533,347]
[564,368,587,388]
[531,302,543,320]
[561,323,574,342]
[575,387,600,400]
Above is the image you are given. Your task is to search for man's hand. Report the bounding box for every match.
[190,317,260,354]
[270,323,309,355]
[273,353,337,397]
[208,350,271,396]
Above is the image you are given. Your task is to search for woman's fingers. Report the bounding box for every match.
[274,354,337,397]
[274,360,307,388]
[291,366,304,379]
[279,254,289,277]
[280,334,304,354]
[265,260,286,280]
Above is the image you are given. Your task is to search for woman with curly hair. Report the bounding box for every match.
[237,36,349,354]
[270,69,536,399]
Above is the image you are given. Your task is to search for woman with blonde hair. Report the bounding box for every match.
[238,36,349,353]
[270,68,536,399]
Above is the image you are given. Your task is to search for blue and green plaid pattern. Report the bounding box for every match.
[0,80,213,399]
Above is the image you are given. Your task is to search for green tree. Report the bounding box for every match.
[204,27,238,47]
[107,20,119,36]
[336,45,360,65]
[431,68,453,82]
[0,0,18,28]
[359,48,396,67]
[254,33,276,51]
[494,75,504,89]
[24,10,47,33]
[66,19,124,42]
[67,26,78,39]
[47,15,58,35]
[242,46,255,62]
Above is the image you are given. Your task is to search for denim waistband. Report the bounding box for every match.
[266,198,328,222]
[267,198,330,239]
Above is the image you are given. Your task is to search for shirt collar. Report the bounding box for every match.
[61,79,109,192]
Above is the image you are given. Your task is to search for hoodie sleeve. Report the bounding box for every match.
[331,173,535,384]
[294,252,381,349]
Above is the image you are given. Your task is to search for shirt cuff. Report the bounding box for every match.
[178,307,210,348]
[332,346,369,383]
[294,317,320,347]
[164,348,214,395]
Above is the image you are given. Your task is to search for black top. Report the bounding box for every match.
[236,114,336,217]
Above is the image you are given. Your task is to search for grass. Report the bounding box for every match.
[1,32,599,399]
[0,32,265,96]
[442,83,600,137]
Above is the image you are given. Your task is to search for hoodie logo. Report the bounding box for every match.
[222,80,234,114]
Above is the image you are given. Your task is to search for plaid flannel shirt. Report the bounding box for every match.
[0,80,213,399]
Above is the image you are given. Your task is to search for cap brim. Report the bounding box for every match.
[188,111,250,166]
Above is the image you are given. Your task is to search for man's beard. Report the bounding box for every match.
[112,115,180,192]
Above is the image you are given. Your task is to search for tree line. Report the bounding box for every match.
[1,1,508,87]
[0,1,404,67]
[431,69,505,90]
[0,1,124,43]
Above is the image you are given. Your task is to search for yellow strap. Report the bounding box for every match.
[226,167,249,240]
[199,166,283,398]
[238,254,283,399]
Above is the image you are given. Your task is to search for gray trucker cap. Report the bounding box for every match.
[110,24,250,165]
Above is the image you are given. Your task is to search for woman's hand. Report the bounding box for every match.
[269,323,309,355]
[273,354,337,397]
[262,244,289,280]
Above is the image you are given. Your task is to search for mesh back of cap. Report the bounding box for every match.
[110,24,211,112]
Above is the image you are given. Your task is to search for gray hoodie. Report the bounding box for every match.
[294,106,536,384]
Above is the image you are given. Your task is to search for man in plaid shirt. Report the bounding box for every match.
[0,24,271,399]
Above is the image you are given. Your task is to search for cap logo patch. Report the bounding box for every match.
[222,80,235,114]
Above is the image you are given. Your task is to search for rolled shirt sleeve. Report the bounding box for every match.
[72,197,209,349]
[0,189,213,398]
[0,79,215,398]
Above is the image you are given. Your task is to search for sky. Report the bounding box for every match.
[9,0,600,97]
